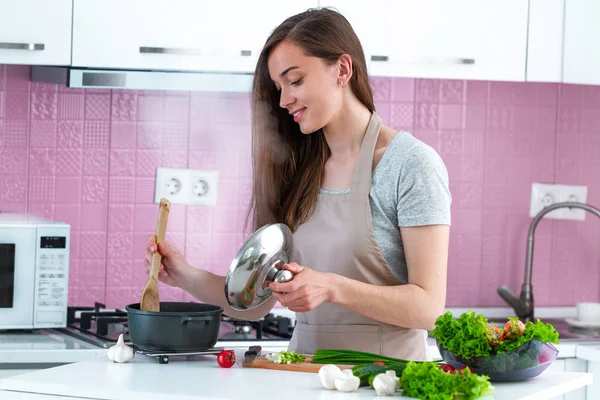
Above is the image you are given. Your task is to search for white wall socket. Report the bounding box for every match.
[189,170,218,206]
[155,167,218,206]
[530,182,588,220]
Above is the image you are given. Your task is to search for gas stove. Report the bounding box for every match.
[60,302,294,349]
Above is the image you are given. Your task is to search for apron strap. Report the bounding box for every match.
[351,111,383,196]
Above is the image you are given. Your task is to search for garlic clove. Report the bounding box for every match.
[318,364,342,390]
[385,370,400,388]
[107,345,115,361]
[334,369,361,392]
[372,371,399,396]
[106,334,134,363]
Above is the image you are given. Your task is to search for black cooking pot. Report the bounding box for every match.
[125,302,223,352]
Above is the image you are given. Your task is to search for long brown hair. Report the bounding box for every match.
[247,8,375,235]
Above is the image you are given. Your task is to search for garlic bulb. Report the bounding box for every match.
[372,370,400,396]
[107,334,134,363]
[334,369,360,392]
[318,364,342,390]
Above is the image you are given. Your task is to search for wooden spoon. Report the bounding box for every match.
[140,198,171,312]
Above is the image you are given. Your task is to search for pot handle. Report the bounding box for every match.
[181,316,212,325]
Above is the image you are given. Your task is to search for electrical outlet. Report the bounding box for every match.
[155,167,190,205]
[189,169,218,206]
[154,167,219,206]
[560,184,588,221]
[530,182,588,220]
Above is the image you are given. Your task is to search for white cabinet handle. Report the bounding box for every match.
[0,42,44,51]
[370,55,475,65]
[140,46,252,57]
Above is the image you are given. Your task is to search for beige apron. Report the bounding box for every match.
[287,112,427,361]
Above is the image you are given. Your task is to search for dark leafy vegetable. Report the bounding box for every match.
[400,361,493,400]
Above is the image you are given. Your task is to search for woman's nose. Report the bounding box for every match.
[279,88,294,109]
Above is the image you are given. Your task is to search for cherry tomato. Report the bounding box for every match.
[217,350,236,368]
[373,361,386,366]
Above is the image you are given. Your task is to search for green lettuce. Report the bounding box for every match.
[494,319,559,354]
[400,362,494,400]
[430,311,560,359]
[431,311,493,359]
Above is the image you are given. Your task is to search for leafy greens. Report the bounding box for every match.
[430,311,559,359]
[400,362,494,400]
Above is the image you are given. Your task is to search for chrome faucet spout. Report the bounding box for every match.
[497,285,533,321]
[498,202,600,322]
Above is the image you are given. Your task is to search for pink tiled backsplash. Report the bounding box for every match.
[1,64,599,309]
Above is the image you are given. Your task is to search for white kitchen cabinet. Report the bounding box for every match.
[585,361,600,400]
[526,0,565,82]
[563,0,600,85]
[544,359,567,400]
[72,0,317,73]
[0,0,72,66]
[319,0,528,81]
[564,359,588,400]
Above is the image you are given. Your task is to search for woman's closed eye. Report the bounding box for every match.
[290,79,303,86]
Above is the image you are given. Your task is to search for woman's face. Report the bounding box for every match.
[267,41,342,134]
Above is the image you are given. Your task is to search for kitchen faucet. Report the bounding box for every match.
[497,201,600,322]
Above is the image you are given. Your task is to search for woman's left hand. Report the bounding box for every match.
[269,262,332,312]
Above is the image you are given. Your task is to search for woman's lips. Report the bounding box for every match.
[293,108,306,122]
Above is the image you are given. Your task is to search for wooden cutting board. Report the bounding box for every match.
[242,355,354,373]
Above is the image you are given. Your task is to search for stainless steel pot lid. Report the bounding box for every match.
[224,223,294,311]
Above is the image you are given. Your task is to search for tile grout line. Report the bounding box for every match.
[103,89,114,305]
[26,72,32,216]
[183,91,193,301]
[479,80,491,306]
[550,83,562,305]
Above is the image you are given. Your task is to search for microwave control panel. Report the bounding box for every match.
[34,226,70,327]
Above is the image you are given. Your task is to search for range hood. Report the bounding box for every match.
[31,66,254,93]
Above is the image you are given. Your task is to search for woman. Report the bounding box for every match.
[145,8,451,361]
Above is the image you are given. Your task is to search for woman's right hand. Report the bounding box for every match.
[145,235,191,288]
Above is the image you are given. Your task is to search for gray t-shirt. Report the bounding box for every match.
[319,131,452,283]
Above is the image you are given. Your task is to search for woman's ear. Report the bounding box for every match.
[337,54,353,87]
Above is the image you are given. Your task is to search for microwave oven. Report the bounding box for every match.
[0,214,70,330]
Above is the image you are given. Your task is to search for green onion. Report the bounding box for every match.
[311,349,417,366]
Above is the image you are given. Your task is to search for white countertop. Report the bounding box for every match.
[0,351,593,400]
[0,330,106,364]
